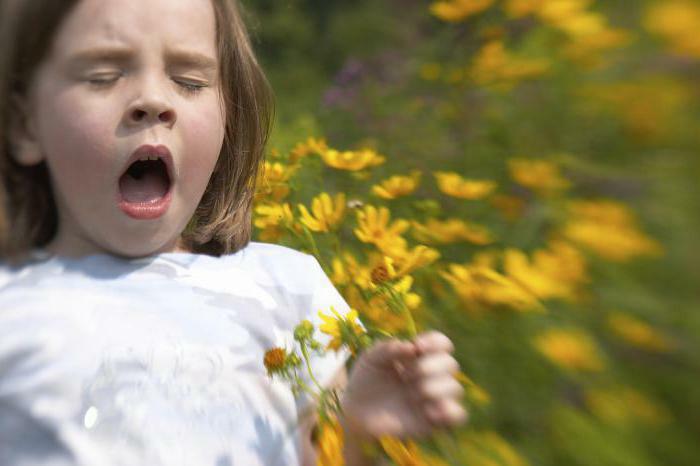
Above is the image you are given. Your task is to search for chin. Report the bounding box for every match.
[103,236,181,259]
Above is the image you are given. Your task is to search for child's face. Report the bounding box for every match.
[19,0,225,257]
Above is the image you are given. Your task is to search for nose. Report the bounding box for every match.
[123,78,177,129]
[129,106,176,126]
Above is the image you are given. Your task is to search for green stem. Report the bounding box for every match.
[301,224,323,265]
[300,343,325,393]
[384,284,417,338]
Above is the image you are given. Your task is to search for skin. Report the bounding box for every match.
[10,1,467,462]
[303,331,468,465]
[10,0,226,258]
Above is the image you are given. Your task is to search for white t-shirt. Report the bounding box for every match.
[0,242,353,466]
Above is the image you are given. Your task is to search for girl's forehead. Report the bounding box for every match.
[52,0,217,57]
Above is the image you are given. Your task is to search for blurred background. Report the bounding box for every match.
[246,0,700,464]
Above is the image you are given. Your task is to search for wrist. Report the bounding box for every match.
[338,408,379,466]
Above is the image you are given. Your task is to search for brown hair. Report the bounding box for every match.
[0,0,274,260]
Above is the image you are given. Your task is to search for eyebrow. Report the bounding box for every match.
[66,46,219,72]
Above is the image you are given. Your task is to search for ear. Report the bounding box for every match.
[8,93,44,166]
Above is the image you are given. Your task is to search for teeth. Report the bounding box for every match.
[138,155,160,161]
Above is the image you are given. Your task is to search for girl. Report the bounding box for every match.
[0,0,467,464]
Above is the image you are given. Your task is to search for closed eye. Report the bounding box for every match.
[174,79,208,95]
[87,73,122,86]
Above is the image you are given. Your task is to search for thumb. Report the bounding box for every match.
[362,338,418,368]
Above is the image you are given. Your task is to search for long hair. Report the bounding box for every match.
[0,0,274,260]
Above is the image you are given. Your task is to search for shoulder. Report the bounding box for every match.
[223,242,324,292]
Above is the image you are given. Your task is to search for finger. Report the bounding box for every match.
[400,353,460,381]
[423,399,469,427]
[414,331,454,355]
[363,338,418,368]
[410,375,465,403]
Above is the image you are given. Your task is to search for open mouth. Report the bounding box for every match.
[119,158,171,203]
[117,145,174,220]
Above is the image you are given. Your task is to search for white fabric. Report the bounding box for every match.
[0,242,353,466]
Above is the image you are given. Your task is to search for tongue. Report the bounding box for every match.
[119,170,169,203]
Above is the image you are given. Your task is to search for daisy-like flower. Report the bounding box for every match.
[607,312,673,353]
[430,0,494,23]
[298,192,346,233]
[412,218,494,245]
[389,246,441,278]
[371,171,421,199]
[503,242,588,302]
[440,263,542,313]
[289,137,328,163]
[253,202,294,230]
[533,328,605,372]
[470,40,550,90]
[320,148,386,171]
[562,199,662,262]
[508,158,570,196]
[434,172,497,200]
[354,205,410,253]
[318,307,367,355]
[255,161,296,202]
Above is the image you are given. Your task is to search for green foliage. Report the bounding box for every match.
[248,0,700,464]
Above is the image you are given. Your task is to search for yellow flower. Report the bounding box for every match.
[387,245,441,278]
[441,263,542,313]
[320,148,386,171]
[645,1,700,58]
[507,158,570,196]
[562,199,663,262]
[607,312,673,353]
[330,257,351,287]
[578,80,688,141]
[533,328,605,372]
[380,437,449,466]
[354,205,410,253]
[255,162,296,201]
[253,202,294,230]
[290,137,328,164]
[470,40,550,90]
[372,171,421,199]
[429,0,494,23]
[330,252,376,290]
[412,218,494,245]
[536,0,591,25]
[316,417,345,466]
[253,202,295,242]
[434,172,497,199]
[585,386,671,426]
[318,308,365,354]
[504,241,587,301]
[298,192,346,233]
[504,0,543,18]
[459,430,530,466]
[362,276,423,334]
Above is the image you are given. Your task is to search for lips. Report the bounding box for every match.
[118,144,175,220]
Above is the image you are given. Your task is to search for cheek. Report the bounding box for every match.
[181,97,226,184]
[37,90,116,175]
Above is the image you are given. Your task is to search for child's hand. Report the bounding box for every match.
[339,331,467,440]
